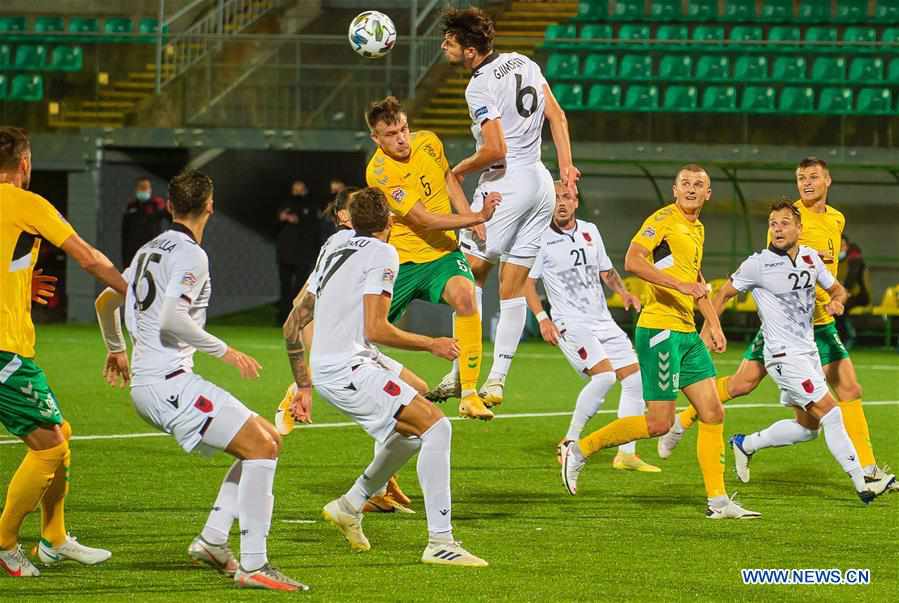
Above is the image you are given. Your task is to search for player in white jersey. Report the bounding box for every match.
[291,187,486,567]
[94,171,307,591]
[431,7,581,407]
[704,202,895,503]
[524,182,659,473]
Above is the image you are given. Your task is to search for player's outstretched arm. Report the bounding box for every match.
[94,287,130,387]
[363,293,459,360]
[624,242,707,299]
[452,119,507,180]
[61,233,127,295]
[543,84,580,197]
[525,278,559,345]
[445,168,489,243]
[404,195,500,232]
[600,267,641,311]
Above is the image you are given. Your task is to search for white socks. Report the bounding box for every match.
[345,433,421,510]
[488,297,526,381]
[741,419,817,454]
[820,407,866,492]
[616,372,645,456]
[238,459,277,572]
[417,417,453,540]
[565,372,616,442]
[201,460,242,545]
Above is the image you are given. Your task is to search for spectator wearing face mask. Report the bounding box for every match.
[122,176,170,268]
[836,234,870,349]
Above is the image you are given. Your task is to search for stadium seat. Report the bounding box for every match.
[574,0,609,22]
[552,83,584,110]
[658,55,693,80]
[656,25,689,50]
[623,85,659,111]
[696,55,730,81]
[797,0,831,22]
[619,54,653,80]
[0,16,26,37]
[741,85,776,112]
[138,18,169,43]
[811,57,846,83]
[34,16,65,41]
[685,0,718,21]
[805,27,839,52]
[0,74,7,100]
[875,0,899,23]
[583,54,618,79]
[544,24,578,49]
[701,85,737,111]
[818,87,853,113]
[779,86,815,113]
[772,56,807,81]
[872,286,899,347]
[889,58,899,81]
[849,57,884,82]
[14,45,47,70]
[758,0,793,22]
[834,0,867,22]
[68,17,99,42]
[843,27,877,52]
[9,74,43,101]
[610,0,644,20]
[663,85,698,111]
[649,0,681,20]
[692,25,725,50]
[104,17,133,41]
[729,26,763,50]
[768,26,801,51]
[586,83,622,109]
[0,45,10,69]
[580,24,613,50]
[884,28,899,52]
[618,24,651,48]
[49,46,84,72]
[734,55,768,81]
[721,0,756,22]
[546,53,581,80]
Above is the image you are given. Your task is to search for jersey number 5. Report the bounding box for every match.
[514,74,538,118]
[132,252,162,311]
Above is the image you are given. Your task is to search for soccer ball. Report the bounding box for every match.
[348,11,397,59]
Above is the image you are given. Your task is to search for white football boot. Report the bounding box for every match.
[235,563,309,591]
[0,545,40,577]
[188,536,238,576]
[657,423,685,460]
[729,434,753,483]
[421,541,488,567]
[38,535,111,566]
[706,495,762,519]
[859,472,896,505]
[322,497,370,552]
[478,378,505,408]
[425,372,461,403]
[561,440,586,496]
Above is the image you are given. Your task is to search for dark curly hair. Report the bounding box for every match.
[442,7,495,55]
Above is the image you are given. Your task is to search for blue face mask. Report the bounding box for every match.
[136,191,151,202]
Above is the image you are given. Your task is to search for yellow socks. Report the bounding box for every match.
[716,376,732,403]
[578,416,650,458]
[41,422,72,548]
[455,313,482,396]
[0,439,69,550]
[697,422,726,499]
[838,399,876,469]
[677,377,731,431]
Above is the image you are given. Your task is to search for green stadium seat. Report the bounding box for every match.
[658,55,693,80]
[692,26,725,50]
[818,87,853,113]
[34,16,65,40]
[889,58,899,81]
[696,56,730,81]
[855,87,893,114]
[0,45,11,70]
[848,57,884,82]
[618,24,651,48]
[574,0,609,21]
[734,55,768,81]
[49,46,84,72]
[663,85,698,111]
[649,0,681,20]
[138,18,169,43]
[768,26,801,51]
[623,85,659,110]
[552,83,584,110]
[805,27,839,52]
[701,86,737,112]
[10,74,43,101]
[876,0,899,23]
[758,0,793,22]
[797,0,831,22]
[104,17,133,42]
[721,0,756,22]
[843,27,877,53]
[583,54,618,79]
[619,54,653,80]
[741,86,776,112]
[685,0,718,21]
[729,26,763,51]
[884,28,899,52]
[834,0,867,22]
[68,17,99,42]
[0,16,27,37]
[656,25,689,50]
[779,86,815,113]
[546,53,581,79]
[772,56,807,80]
[811,57,846,83]
[0,74,6,100]
[14,45,47,70]
[580,24,613,50]
[610,0,644,20]
[545,24,578,49]
[587,83,622,110]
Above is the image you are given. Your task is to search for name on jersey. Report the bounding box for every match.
[493,56,527,79]
[347,238,372,249]
[147,239,178,253]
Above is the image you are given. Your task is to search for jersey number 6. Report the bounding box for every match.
[514,74,538,118]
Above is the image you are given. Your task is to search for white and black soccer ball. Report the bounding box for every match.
[348,11,397,59]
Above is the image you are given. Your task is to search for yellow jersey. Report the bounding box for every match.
[631,203,705,332]
[0,183,75,357]
[766,200,844,326]
[365,130,456,264]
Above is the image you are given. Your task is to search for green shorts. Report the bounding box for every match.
[0,351,63,437]
[388,250,474,323]
[635,327,717,401]
[742,322,849,366]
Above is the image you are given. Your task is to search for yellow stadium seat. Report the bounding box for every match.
[734,292,757,313]
[871,286,899,347]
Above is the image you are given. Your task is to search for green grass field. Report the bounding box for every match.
[2,323,897,601]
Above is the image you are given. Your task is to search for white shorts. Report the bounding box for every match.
[459,162,554,267]
[556,318,639,378]
[314,359,418,443]
[765,351,829,409]
[130,372,255,455]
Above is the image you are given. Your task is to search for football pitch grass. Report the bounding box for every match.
[1,323,897,602]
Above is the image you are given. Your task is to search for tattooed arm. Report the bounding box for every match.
[600,267,642,312]
[283,283,316,423]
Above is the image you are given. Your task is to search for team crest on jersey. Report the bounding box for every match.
[383,381,401,396]
[390,187,406,203]
[577,347,588,360]
[801,255,814,266]
[194,396,214,413]
[582,232,592,244]
[642,227,656,238]
[801,379,814,394]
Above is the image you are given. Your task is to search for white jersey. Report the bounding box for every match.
[124,226,213,385]
[466,52,547,169]
[307,228,355,292]
[529,220,613,323]
[730,245,835,357]
[310,234,399,377]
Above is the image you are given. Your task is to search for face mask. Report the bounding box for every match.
[136,191,151,202]
[839,250,847,261]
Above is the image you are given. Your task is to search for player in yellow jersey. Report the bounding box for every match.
[658,158,895,490]
[560,165,760,518]
[364,96,500,420]
[0,127,127,577]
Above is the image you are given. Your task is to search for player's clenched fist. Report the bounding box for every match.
[222,347,262,379]
[429,337,460,360]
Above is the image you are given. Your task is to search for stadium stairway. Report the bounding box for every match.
[414,1,578,136]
